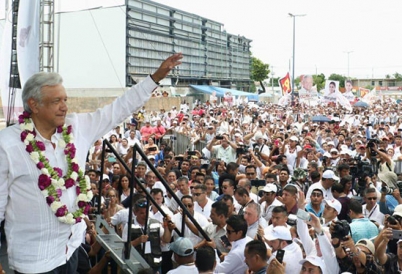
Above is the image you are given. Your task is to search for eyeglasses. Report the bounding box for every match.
[183,204,193,208]
[246,173,255,176]
[222,185,231,189]
[193,193,203,197]
[367,197,377,201]
[226,229,237,234]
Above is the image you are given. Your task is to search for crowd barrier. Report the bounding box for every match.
[163,132,207,155]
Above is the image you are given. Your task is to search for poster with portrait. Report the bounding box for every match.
[298,75,319,106]
[343,80,356,104]
[322,80,339,104]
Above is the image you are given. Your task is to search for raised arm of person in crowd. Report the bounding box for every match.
[370,143,392,166]
[308,213,340,274]
[375,227,393,265]
[206,136,217,152]
[224,134,238,150]
[243,131,255,143]
[296,192,316,256]
[249,149,263,168]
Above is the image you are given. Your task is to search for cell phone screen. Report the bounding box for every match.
[276,249,285,264]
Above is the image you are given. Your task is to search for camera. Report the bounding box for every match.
[381,186,395,195]
[387,216,398,225]
[250,179,266,187]
[187,151,196,156]
[236,146,248,155]
[216,135,224,140]
[382,181,402,196]
[170,136,177,141]
[331,220,350,240]
[367,138,380,157]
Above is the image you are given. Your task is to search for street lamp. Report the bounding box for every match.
[289,13,306,101]
[344,51,353,79]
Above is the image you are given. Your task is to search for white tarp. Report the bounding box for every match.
[0,0,40,121]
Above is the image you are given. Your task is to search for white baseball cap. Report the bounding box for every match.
[264,226,292,241]
[324,199,342,215]
[262,184,277,193]
[299,256,326,273]
[322,170,339,181]
[289,136,299,142]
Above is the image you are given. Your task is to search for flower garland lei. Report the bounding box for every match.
[19,111,93,224]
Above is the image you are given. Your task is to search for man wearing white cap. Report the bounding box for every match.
[265,226,303,273]
[260,184,283,224]
[322,198,341,227]
[305,170,339,203]
[299,255,326,274]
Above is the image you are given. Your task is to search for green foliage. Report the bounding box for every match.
[394,72,402,81]
[313,73,326,91]
[385,74,391,79]
[251,57,270,82]
[328,73,347,88]
[365,85,373,90]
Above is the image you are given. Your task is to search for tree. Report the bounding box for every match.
[328,73,347,88]
[385,74,391,79]
[312,73,326,92]
[393,72,402,81]
[251,57,270,93]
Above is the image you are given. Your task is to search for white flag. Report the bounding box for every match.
[17,0,40,88]
[0,0,40,122]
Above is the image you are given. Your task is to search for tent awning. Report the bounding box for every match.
[189,85,258,101]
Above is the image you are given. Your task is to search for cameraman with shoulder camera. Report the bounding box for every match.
[377,172,402,215]
[367,140,394,178]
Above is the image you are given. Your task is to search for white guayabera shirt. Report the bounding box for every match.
[0,76,157,273]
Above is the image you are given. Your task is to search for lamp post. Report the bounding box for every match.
[344,51,353,79]
[289,13,306,103]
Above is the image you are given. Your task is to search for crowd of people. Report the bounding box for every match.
[2,49,402,274]
[81,90,402,274]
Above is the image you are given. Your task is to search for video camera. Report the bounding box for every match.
[331,220,351,240]
[381,181,402,195]
[367,138,380,156]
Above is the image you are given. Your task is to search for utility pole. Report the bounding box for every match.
[344,51,353,79]
[289,13,306,103]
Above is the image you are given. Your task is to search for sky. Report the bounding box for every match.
[1,0,402,80]
[152,0,402,80]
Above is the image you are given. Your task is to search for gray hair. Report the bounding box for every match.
[22,72,63,113]
[246,202,261,218]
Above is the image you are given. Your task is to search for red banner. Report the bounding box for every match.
[359,87,370,98]
[279,73,292,95]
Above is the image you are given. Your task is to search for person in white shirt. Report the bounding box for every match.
[0,53,183,273]
[260,184,283,224]
[193,184,213,220]
[214,215,252,274]
[149,188,174,273]
[265,226,303,274]
[167,237,198,274]
[306,170,339,203]
[163,195,209,247]
[362,187,384,228]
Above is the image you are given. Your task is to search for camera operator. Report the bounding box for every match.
[332,234,380,274]
[206,133,238,163]
[367,141,394,178]
[375,228,402,273]
[377,172,402,215]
